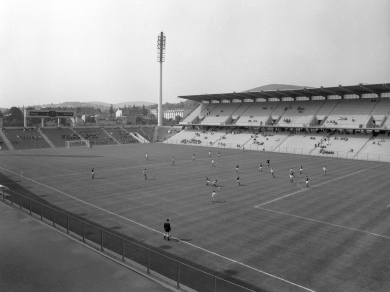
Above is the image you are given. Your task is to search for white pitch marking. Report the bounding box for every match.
[255,165,380,208]
[1,166,315,292]
[258,207,390,241]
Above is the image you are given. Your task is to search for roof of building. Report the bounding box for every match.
[178,83,390,103]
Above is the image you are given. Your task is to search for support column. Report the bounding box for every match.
[41,118,44,128]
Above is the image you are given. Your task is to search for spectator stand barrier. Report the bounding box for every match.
[1,189,255,292]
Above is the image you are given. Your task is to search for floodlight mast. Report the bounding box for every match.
[157,32,166,126]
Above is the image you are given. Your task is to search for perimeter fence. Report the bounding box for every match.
[1,189,256,292]
[164,139,390,163]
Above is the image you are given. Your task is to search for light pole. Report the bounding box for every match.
[157,32,166,126]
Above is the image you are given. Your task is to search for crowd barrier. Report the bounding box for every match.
[1,189,255,292]
[164,140,390,163]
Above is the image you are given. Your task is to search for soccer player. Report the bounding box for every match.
[217,151,220,158]
[192,153,195,161]
[290,168,295,177]
[259,163,262,172]
[91,168,94,179]
[206,177,210,186]
[145,153,148,160]
[212,190,216,203]
[212,179,218,187]
[305,176,309,188]
[236,176,241,186]
[271,167,275,178]
[208,151,211,157]
[172,156,175,166]
[267,158,270,167]
[289,172,294,183]
[300,165,303,174]
[323,166,327,176]
[235,164,239,173]
[143,169,147,180]
[163,219,171,241]
[211,159,216,167]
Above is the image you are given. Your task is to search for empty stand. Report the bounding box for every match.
[201,103,241,125]
[235,103,275,126]
[277,101,324,127]
[324,99,376,129]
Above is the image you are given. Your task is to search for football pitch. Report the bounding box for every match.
[1,143,390,292]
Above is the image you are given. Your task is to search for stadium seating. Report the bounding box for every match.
[235,102,278,126]
[73,127,116,145]
[311,133,370,157]
[180,104,205,124]
[201,103,241,125]
[106,127,138,144]
[3,128,50,150]
[41,128,80,147]
[155,126,181,142]
[356,134,390,159]
[368,98,390,128]
[324,99,376,129]
[277,101,325,127]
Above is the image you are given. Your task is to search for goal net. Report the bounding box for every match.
[65,140,90,148]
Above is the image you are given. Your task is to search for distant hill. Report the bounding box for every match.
[245,84,314,92]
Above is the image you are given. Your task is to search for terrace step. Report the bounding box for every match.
[102,128,120,144]
[38,130,56,148]
[0,130,14,150]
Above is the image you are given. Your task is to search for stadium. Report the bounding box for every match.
[1,82,390,292]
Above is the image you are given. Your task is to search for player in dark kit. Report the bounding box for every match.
[305,176,309,187]
[164,219,171,240]
[235,164,239,173]
[91,168,94,179]
[267,159,270,167]
[143,169,147,180]
[236,176,241,186]
[259,163,262,172]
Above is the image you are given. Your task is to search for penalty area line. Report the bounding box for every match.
[0,166,315,292]
[255,165,380,208]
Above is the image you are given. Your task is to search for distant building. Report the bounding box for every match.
[116,108,143,124]
[164,109,184,120]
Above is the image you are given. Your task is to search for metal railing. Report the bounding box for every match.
[1,189,255,292]
[164,139,390,163]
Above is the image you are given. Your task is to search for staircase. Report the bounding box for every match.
[0,131,14,150]
[38,129,55,148]
[353,135,375,158]
[102,128,120,144]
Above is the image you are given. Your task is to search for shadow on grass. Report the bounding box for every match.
[0,172,266,292]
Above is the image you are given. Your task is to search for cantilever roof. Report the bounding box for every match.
[178,83,390,103]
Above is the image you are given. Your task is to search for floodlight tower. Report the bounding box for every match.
[157,32,166,126]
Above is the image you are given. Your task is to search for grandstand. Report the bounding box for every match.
[73,127,117,145]
[160,83,390,162]
[41,128,80,147]
[3,128,51,150]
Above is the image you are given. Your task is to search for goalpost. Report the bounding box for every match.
[65,140,90,148]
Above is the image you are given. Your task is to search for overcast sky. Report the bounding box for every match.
[1,0,389,109]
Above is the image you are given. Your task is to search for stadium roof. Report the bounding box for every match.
[178,83,390,103]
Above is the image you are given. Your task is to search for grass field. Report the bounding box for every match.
[1,143,390,292]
